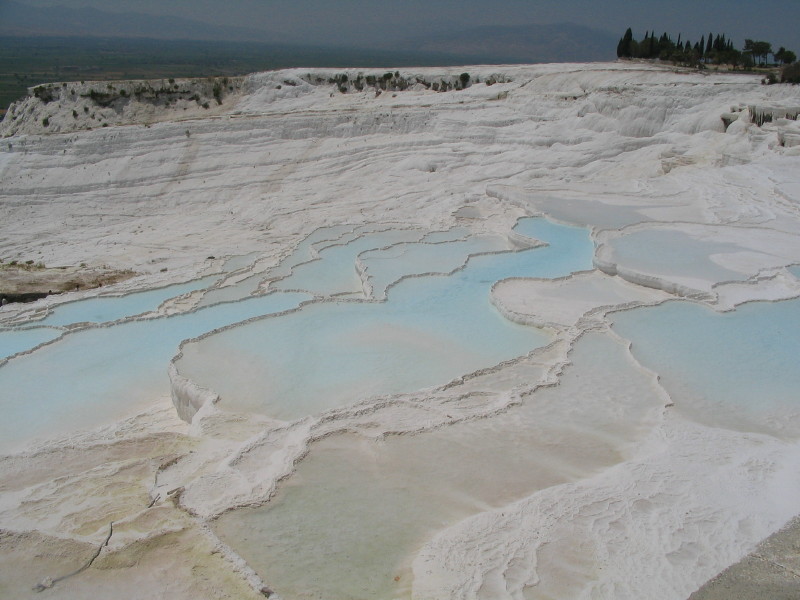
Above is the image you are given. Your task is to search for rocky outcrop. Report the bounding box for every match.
[302,70,511,94]
[0,69,516,136]
[168,362,220,423]
[748,104,800,127]
[1,76,244,136]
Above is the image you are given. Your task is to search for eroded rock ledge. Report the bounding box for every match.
[0,263,135,305]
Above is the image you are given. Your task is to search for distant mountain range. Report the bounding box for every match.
[0,1,617,63]
[0,0,281,43]
[389,23,618,63]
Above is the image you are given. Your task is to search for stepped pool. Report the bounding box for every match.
[0,292,310,452]
[35,275,219,328]
[0,217,592,452]
[611,298,800,438]
[0,326,63,360]
[0,275,219,361]
[213,330,665,600]
[2,212,798,598]
[212,275,800,600]
[174,218,593,420]
[601,228,753,293]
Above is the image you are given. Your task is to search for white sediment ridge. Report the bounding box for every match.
[1,62,800,599]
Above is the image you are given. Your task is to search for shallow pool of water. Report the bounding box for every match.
[611,298,800,437]
[214,331,663,600]
[0,327,62,360]
[37,275,218,327]
[196,274,264,307]
[0,291,310,452]
[607,229,748,282]
[177,219,593,421]
[198,226,361,307]
[273,228,424,296]
[361,234,508,299]
[0,219,592,450]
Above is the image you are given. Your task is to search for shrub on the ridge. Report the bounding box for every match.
[782,62,800,83]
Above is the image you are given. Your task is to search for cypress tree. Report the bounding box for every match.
[617,27,634,58]
[611,27,766,69]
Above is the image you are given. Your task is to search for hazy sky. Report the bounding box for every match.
[6,0,800,51]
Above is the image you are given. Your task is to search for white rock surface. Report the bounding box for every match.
[1,61,800,599]
[491,270,671,328]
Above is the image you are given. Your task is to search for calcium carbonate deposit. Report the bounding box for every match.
[1,62,799,599]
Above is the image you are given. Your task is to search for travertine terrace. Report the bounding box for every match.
[1,62,799,599]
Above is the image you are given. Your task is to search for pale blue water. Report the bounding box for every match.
[198,225,361,307]
[611,299,800,436]
[0,276,219,360]
[789,265,800,279]
[178,219,594,420]
[0,292,309,452]
[221,252,261,273]
[361,235,507,298]
[0,327,62,360]
[513,216,573,241]
[608,229,747,281]
[214,331,657,600]
[421,228,470,243]
[0,219,593,451]
[36,275,218,327]
[263,225,361,286]
[273,229,423,296]
[197,274,264,307]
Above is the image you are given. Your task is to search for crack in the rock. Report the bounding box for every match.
[33,521,114,592]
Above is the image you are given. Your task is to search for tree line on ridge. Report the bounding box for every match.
[616,28,797,73]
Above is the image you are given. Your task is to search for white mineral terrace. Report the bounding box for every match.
[0,62,799,599]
